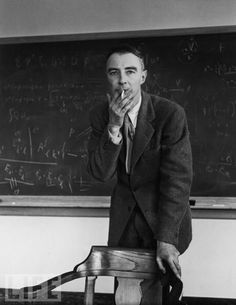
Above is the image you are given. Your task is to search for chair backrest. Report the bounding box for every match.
[7,246,183,305]
[74,246,161,305]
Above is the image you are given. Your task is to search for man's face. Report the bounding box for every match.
[106,52,147,103]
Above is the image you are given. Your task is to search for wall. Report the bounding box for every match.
[0,215,113,293]
[0,0,236,38]
[0,215,236,299]
[181,219,236,298]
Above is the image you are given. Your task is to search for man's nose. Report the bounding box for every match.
[119,71,127,85]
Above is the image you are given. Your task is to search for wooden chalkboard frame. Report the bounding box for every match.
[1,25,236,45]
[1,25,236,216]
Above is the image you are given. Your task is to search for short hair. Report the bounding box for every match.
[106,44,146,70]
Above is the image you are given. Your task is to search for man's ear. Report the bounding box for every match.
[141,70,147,84]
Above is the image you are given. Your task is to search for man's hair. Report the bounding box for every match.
[106,44,146,70]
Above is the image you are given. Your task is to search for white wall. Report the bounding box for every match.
[0,0,236,38]
[0,215,113,293]
[0,215,236,299]
[181,219,236,299]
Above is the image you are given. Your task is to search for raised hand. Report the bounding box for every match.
[107,90,134,131]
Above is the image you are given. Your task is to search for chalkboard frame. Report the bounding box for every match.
[1,25,236,215]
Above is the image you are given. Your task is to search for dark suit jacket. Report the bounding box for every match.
[88,91,192,254]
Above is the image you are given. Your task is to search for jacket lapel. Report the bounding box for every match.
[131,92,155,170]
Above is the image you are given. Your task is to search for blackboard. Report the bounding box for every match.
[1,31,236,197]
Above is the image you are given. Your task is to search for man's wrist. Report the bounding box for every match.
[108,124,121,138]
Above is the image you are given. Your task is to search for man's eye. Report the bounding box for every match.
[109,71,119,76]
[126,70,135,75]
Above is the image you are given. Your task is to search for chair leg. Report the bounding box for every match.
[84,276,97,305]
[162,284,170,305]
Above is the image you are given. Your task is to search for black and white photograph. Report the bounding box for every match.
[0,1,236,304]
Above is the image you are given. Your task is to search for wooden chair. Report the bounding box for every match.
[7,246,183,305]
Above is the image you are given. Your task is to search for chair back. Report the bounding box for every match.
[8,246,183,305]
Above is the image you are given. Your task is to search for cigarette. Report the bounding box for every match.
[121,90,125,99]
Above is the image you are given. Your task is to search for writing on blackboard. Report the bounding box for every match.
[1,34,236,196]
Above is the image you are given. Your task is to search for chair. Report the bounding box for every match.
[7,246,183,305]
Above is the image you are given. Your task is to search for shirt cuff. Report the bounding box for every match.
[108,129,122,145]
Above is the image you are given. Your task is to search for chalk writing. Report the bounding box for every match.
[1,33,236,196]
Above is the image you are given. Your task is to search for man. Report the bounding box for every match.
[87,45,192,304]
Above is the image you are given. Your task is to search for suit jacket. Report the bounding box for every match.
[88,91,193,254]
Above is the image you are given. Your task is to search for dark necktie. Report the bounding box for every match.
[124,115,135,174]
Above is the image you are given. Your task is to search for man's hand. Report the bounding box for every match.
[107,90,133,134]
[156,240,181,280]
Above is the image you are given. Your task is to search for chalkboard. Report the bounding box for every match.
[1,31,236,196]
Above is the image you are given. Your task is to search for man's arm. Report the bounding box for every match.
[87,90,134,181]
[87,107,122,182]
[155,104,192,279]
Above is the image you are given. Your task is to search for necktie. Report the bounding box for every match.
[124,115,135,174]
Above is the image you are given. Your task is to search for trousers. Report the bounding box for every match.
[116,205,162,305]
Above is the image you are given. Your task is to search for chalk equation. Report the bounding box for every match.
[1,33,236,196]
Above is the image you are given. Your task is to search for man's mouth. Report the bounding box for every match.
[120,88,131,96]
